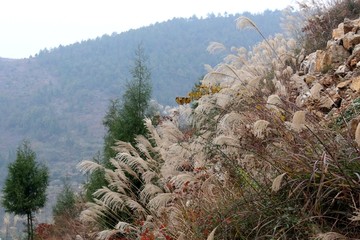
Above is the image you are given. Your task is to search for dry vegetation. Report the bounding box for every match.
[44,1,360,239]
[295,0,360,54]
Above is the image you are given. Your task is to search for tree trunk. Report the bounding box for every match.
[5,224,9,240]
[30,212,34,240]
[27,213,30,240]
[26,212,34,240]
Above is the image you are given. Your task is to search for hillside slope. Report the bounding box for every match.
[0,11,283,189]
[75,14,360,239]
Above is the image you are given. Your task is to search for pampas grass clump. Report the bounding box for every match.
[78,9,360,239]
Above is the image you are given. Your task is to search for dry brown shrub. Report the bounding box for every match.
[300,0,360,54]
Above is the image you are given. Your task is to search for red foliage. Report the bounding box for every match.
[140,229,155,240]
[35,223,54,239]
[138,224,174,240]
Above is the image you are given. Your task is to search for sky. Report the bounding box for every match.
[0,0,296,59]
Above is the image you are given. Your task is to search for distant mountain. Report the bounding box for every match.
[0,10,284,192]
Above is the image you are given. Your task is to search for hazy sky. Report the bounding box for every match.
[0,0,295,59]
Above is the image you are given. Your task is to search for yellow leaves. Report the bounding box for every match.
[175,84,221,105]
[275,110,286,122]
[280,114,286,122]
[210,85,221,94]
[175,97,191,105]
[188,91,202,100]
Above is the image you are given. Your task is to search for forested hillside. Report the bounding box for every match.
[35,11,282,105]
[0,11,283,192]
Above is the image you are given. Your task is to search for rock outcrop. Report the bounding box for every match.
[296,17,360,141]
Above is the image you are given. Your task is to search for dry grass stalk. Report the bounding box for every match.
[78,11,360,239]
[206,226,218,240]
[355,123,360,147]
[271,172,287,193]
[313,232,348,240]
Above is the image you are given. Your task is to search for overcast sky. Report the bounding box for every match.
[0,0,295,59]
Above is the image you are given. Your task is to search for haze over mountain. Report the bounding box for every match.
[0,11,283,193]
[0,0,295,59]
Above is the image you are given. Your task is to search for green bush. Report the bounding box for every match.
[53,180,76,218]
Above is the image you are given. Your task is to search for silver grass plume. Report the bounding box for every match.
[145,118,162,145]
[253,120,270,139]
[271,172,287,192]
[213,135,239,147]
[147,193,176,211]
[93,187,126,210]
[158,121,184,143]
[140,183,164,203]
[313,232,347,240]
[285,110,307,132]
[116,152,149,174]
[236,16,284,65]
[350,208,360,221]
[355,123,360,147]
[207,41,226,54]
[77,160,104,174]
[170,173,196,189]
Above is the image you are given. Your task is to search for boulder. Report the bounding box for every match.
[301,41,350,74]
[290,74,309,92]
[337,79,352,89]
[314,50,326,72]
[304,75,316,85]
[350,76,360,92]
[310,83,323,99]
[319,75,335,87]
[343,18,354,34]
[319,96,335,113]
[347,44,360,69]
[300,52,317,74]
[332,22,344,40]
[334,64,348,76]
[351,18,360,32]
[318,88,341,113]
[332,18,360,40]
[325,41,350,66]
[343,32,360,50]
[349,116,360,138]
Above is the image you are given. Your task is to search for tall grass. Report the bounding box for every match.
[77,3,360,239]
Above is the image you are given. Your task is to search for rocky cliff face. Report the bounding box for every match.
[292,17,360,144]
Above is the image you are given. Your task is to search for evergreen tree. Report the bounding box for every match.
[86,44,152,203]
[120,43,152,144]
[102,99,123,161]
[101,44,152,163]
[1,140,49,240]
[53,179,76,218]
[100,44,152,162]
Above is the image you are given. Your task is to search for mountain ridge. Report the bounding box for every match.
[0,11,284,186]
